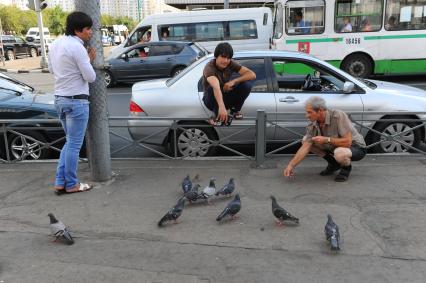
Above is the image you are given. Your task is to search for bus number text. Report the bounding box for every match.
[345,38,361,45]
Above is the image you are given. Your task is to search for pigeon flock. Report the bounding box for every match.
[157,174,341,251]
[47,174,340,251]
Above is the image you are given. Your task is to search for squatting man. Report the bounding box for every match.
[283,96,367,182]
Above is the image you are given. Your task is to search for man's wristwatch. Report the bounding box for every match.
[327,137,331,144]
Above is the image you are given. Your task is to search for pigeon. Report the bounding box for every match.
[270,196,299,226]
[216,193,241,221]
[158,198,186,227]
[48,213,74,245]
[199,178,216,203]
[215,178,235,197]
[324,214,340,251]
[181,174,192,194]
[184,184,200,203]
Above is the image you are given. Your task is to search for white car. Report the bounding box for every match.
[128,51,426,157]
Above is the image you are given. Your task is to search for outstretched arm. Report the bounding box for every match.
[283,141,312,177]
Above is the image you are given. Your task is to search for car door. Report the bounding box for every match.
[112,45,152,82]
[14,37,28,57]
[271,57,364,142]
[146,44,176,77]
[203,57,277,145]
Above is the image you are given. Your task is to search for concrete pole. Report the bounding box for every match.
[34,0,48,69]
[0,18,5,66]
[75,0,112,182]
[224,0,229,9]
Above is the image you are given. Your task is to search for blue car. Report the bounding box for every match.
[104,41,208,87]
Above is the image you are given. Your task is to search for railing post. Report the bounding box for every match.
[255,110,266,167]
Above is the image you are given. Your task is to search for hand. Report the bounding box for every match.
[217,105,228,124]
[283,164,295,178]
[223,80,236,92]
[87,47,96,62]
[311,136,327,144]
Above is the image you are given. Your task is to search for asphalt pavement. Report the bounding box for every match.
[1,155,426,282]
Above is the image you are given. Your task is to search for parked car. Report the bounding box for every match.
[0,35,38,60]
[127,51,426,157]
[32,38,54,55]
[0,73,84,160]
[105,41,208,87]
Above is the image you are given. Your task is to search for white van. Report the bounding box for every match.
[108,7,273,59]
[26,27,50,41]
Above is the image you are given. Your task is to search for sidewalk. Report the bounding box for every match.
[0,46,115,73]
[0,155,426,282]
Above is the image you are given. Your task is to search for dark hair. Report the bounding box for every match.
[214,42,233,59]
[65,12,93,36]
[296,11,303,18]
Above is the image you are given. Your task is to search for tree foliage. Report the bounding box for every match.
[0,4,137,36]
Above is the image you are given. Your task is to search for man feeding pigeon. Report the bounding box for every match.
[283,96,366,182]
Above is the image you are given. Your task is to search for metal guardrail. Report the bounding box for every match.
[1,110,426,165]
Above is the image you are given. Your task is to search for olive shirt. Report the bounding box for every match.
[305,109,366,151]
[202,59,242,95]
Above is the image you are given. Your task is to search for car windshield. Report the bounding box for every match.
[166,56,208,87]
[0,74,34,92]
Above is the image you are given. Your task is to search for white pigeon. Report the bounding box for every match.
[48,213,74,245]
[200,178,216,203]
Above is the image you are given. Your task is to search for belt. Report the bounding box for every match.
[56,94,89,100]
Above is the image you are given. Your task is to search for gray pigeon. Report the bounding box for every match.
[215,178,235,197]
[216,193,241,221]
[324,214,340,251]
[199,178,216,203]
[270,196,299,226]
[181,174,192,194]
[158,198,186,227]
[184,184,200,203]
[48,213,74,245]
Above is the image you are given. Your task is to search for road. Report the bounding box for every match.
[5,72,426,157]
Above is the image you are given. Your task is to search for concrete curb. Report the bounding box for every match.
[0,67,50,73]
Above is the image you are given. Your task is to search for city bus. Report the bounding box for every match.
[272,0,426,77]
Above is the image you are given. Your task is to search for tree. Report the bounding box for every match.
[114,16,137,31]
[101,14,115,26]
[0,4,36,35]
[43,6,67,35]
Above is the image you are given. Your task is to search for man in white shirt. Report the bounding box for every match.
[49,11,96,195]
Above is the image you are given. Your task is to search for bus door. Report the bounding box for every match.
[282,0,327,57]
[270,58,364,142]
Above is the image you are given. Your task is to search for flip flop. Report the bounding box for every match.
[57,183,93,195]
[232,112,243,120]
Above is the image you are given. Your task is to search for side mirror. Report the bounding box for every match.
[343,81,355,93]
[121,53,128,61]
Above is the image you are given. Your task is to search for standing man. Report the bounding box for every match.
[283,96,366,182]
[49,12,96,194]
[202,42,256,125]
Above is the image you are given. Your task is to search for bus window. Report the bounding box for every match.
[127,26,151,46]
[228,20,258,40]
[285,0,325,35]
[195,22,224,41]
[166,24,194,41]
[335,0,383,33]
[273,2,284,38]
[385,0,426,31]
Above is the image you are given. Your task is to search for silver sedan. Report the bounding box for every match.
[128,51,426,157]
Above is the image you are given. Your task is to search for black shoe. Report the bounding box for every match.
[335,165,352,182]
[320,163,341,176]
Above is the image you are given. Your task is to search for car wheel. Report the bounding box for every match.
[369,118,422,153]
[342,54,372,78]
[30,48,38,57]
[105,70,115,88]
[8,131,50,160]
[171,66,185,77]
[6,50,15,61]
[169,124,217,157]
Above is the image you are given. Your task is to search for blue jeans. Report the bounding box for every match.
[54,97,89,190]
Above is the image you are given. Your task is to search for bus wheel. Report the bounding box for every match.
[342,54,372,78]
